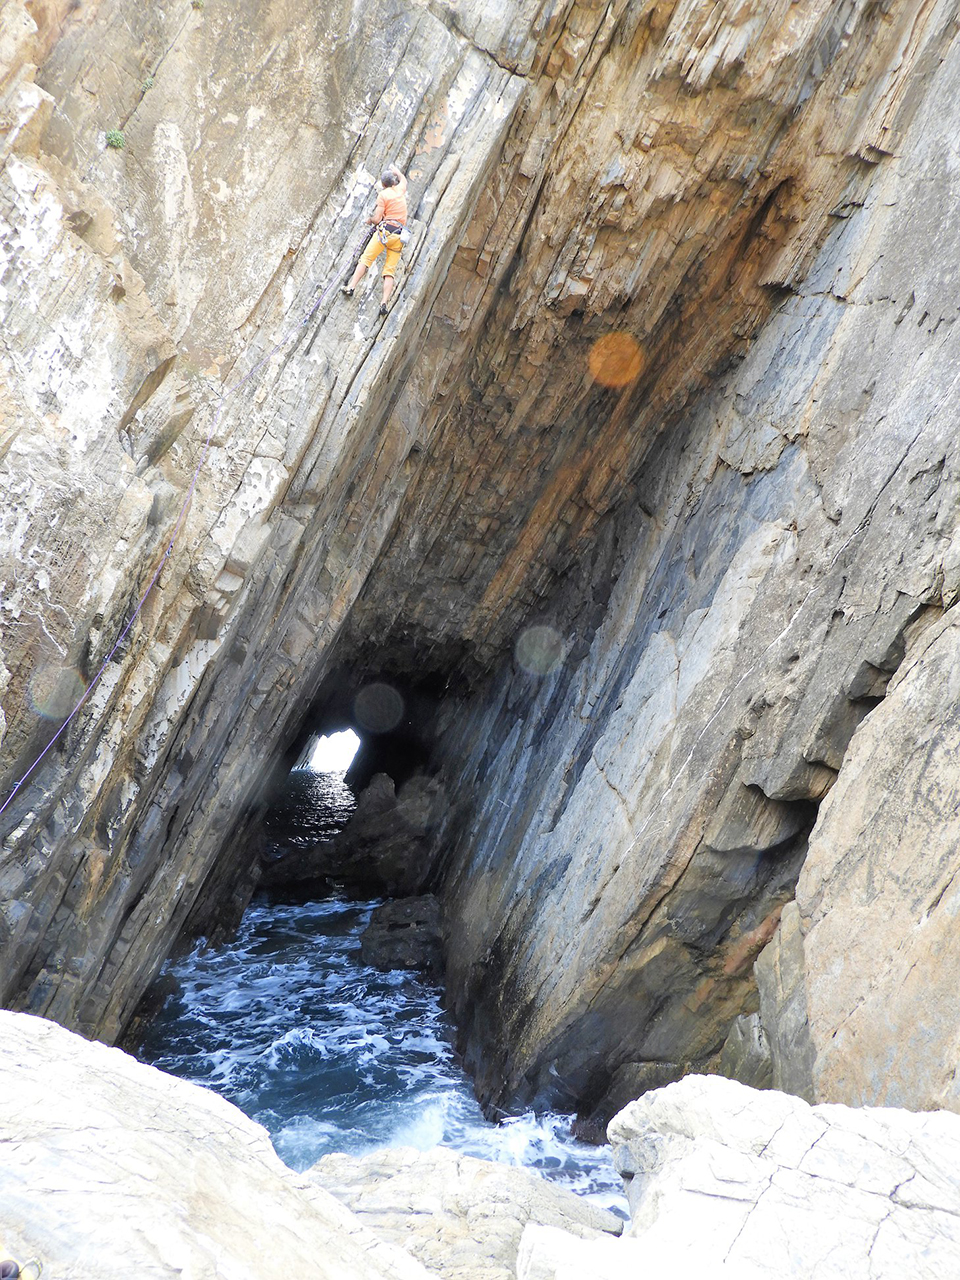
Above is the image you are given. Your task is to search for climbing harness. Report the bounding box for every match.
[0,242,364,820]
[377,220,410,245]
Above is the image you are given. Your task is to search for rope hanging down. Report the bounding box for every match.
[0,251,359,820]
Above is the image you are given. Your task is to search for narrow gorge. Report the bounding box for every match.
[3,0,960,1275]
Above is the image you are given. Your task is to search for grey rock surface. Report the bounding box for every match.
[717,1011,773,1092]
[0,1010,431,1280]
[797,608,960,1111]
[360,893,444,973]
[430,6,960,1115]
[519,1075,960,1280]
[754,900,815,1099]
[309,1144,622,1280]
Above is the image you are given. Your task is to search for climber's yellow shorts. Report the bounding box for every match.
[359,230,403,278]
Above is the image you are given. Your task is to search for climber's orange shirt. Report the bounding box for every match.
[373,174,408,225]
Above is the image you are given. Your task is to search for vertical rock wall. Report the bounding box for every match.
[421,14,960,1116]
[0,0,527,1037]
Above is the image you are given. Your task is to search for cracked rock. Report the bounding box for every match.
[519,1075,960,1279]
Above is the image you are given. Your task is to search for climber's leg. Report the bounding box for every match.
[379,239,402,312]
[344,233,384,295]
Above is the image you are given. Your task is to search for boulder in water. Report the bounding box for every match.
[262,773,448,894]
[360,894,444,974]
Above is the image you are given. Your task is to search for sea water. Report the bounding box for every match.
[137,774,625,1213]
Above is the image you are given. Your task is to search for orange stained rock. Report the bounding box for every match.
[722,904,786,978]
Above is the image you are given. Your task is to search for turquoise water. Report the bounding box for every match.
[136,774,625,1212]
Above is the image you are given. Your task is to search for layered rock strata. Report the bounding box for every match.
[1,0,960,1136]
[1,0,525,1034]
[424,10,960,1117]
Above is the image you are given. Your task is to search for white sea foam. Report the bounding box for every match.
[137,892,626,1213]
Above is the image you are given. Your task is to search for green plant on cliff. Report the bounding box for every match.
[142,76,154,91]
[191,0,204,8]
[105,130,125,150]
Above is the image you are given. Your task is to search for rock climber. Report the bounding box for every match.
[341,163,408,316]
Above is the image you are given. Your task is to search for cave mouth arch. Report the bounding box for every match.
[298,728,362,774]
[286,663,453,794]
[256,662,457,900]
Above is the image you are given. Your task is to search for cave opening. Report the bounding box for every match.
[296,728,362,774]
[258,663,447,898]
[132,655,627,1212]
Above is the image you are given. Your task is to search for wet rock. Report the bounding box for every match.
[308,1145,622,1280]
[292,773,448,896]
[520,1076,960,1279]
[360,894,443,975]
[0,1010,431,1280]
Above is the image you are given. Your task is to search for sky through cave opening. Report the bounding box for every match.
[305,728,362,774]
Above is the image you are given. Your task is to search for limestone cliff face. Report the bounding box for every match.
[1,0,959,1131]
[426,12,960,1119]
[1,0,523,1036]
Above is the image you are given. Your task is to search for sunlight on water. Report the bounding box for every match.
[137,895,626,1214]
[262,770,356,857]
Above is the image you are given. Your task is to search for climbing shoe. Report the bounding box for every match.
[340,285,354,297]
[1,1261,42,1279]
[379,303,388,317]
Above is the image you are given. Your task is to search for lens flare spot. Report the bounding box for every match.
[588,332,644,388]
[354,683,405,734]
[515,625,566,677]
[28,666,87,719]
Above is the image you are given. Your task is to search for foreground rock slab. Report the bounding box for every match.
[0,1011,430,1280]
[520,1076,960,1279]
[309,1145,622,1280]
